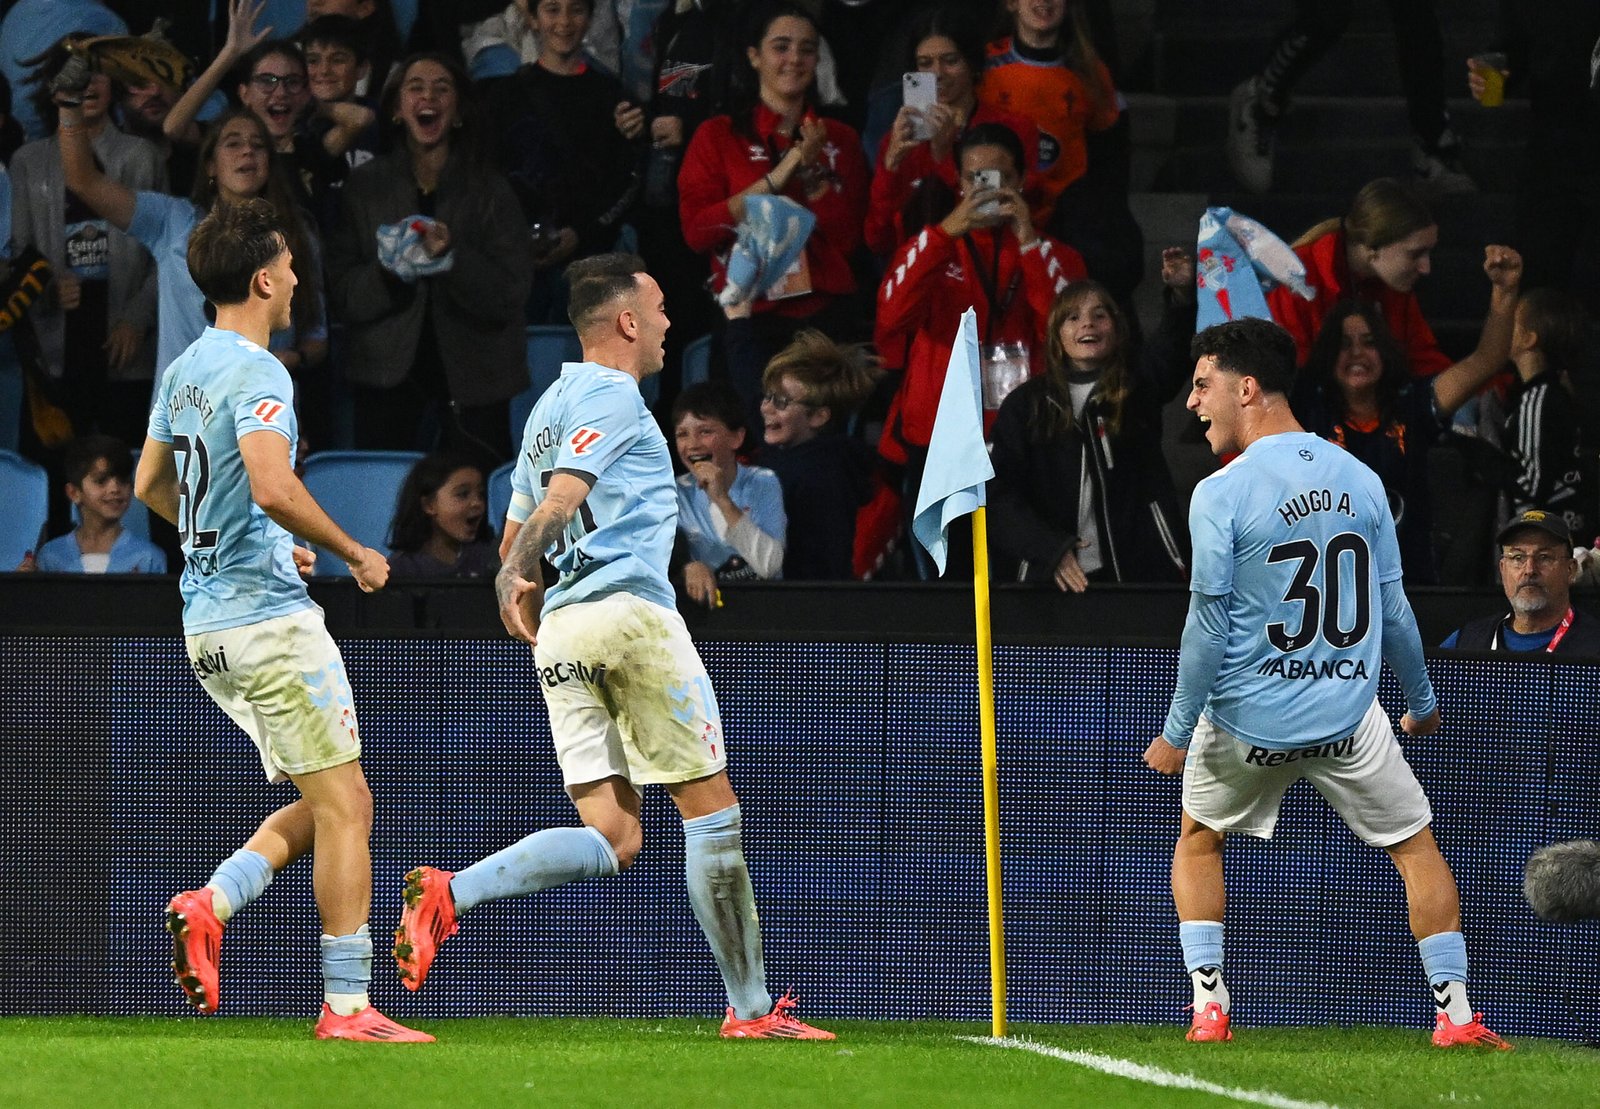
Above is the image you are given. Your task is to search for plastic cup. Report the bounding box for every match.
[1473,52,1508,108]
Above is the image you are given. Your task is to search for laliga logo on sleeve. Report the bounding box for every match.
[570,427,605,455]
[254,401,283,424]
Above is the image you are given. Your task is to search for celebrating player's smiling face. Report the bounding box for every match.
[628,274,671,375]
[264,238,298,332]
[424,467,488,545]
[1186,356,1245,455]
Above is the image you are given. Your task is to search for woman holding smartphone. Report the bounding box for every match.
[865,3,1037,257]
[678,0,869,414]
[875,121,1086,577]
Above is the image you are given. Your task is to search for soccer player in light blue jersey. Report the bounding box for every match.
[393,254,833,1040]
[135,199,430,1043]
[1143,317,1509,1051]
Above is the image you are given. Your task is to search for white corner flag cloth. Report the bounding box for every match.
[912,308,994,576]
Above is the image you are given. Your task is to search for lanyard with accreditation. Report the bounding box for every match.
[1491,607,1575,652]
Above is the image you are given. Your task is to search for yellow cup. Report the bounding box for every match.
[1474,53,1508,108]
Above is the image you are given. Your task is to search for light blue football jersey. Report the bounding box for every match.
[508,362,677,615]
[1186,431,1403,749]
[147,327,312,634]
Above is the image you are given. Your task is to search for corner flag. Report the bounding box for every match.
[909,307,1008,1037]
[912,308,993,575]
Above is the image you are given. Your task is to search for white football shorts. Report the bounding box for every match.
[185,606,361,784]
[535,592,726,790]
[1182,696,1432,848]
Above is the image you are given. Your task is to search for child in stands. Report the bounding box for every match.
[388,453,499,579]
[31,434,165,573]
[671,382,786,605]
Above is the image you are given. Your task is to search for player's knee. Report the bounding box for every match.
[306,770,373,832]
[609,824,643,870]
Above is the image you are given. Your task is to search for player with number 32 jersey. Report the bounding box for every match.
[148,327,309,632]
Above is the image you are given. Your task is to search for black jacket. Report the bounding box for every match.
[1447,606,1600,655]
[988,294,1194,584]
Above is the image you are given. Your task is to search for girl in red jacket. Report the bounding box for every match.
[677,0,869,413]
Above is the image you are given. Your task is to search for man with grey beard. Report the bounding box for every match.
[1442,510,1600,654]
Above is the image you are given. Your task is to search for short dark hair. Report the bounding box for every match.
[298,15,371,63]
[957,121,1026,178]
[1190,317,1298,397]
[671,382,746,437]
[565,253,648,332]
[186,198,287,307]
[64,434,132,488]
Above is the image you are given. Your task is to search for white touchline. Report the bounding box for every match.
[960,1036,1345,1109]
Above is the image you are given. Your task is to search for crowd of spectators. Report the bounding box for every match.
[2,0,1597,597]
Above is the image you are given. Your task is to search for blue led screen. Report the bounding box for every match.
[1,636,1595,1039]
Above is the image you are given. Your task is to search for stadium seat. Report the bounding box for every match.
[681,334,712,389]
[299,450,424,576]
[0,449,48,569]
[510,325,583,442]
[487,460,514,537]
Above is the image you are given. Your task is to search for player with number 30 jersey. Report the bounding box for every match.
[1166,431,1413,751]
[1142,317,1510,1053]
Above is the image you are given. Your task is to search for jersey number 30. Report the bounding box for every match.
[1266,534,1371,650]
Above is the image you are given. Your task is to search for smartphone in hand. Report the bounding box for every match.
[973,167,1002,218]
[902,72,936,141]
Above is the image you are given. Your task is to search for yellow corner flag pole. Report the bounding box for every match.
[971,505,1006,1038]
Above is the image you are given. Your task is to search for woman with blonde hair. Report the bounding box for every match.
[1267,177,1521,385]
[988,250,1195,590]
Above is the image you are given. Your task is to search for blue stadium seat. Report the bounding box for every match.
[299,450,424,576]
[487,460,514,537]
[0,449,48,569]
[681,333,712,389]
[510,325,582,442]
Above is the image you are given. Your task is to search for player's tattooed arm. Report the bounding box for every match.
[495,471,593,643]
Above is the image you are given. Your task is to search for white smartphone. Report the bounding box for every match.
[973,168,1002,217]
[902,72,936,141]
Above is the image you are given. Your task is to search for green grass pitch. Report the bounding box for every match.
[4,1017,1597,1108]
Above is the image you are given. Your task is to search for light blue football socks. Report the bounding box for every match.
[321,924,372,1015]
[205,848,273,922]
[1418,931,1473,1023]
[683,804,771,1021]
[1179,919,1229,1013]
[450,826,621,914]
